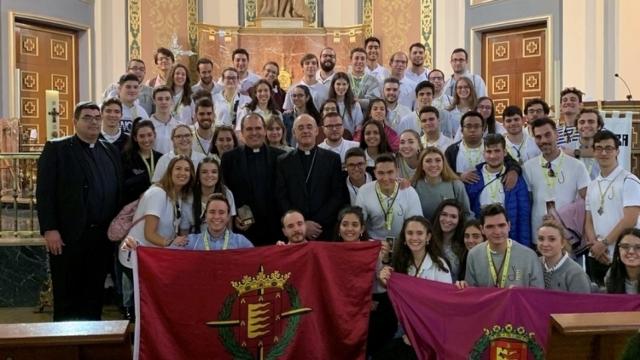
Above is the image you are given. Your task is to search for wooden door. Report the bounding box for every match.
[15,21,78,151]
[482,24,546,120]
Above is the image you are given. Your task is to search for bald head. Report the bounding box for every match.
[293,114,318,150]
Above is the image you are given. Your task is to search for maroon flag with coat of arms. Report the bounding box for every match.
[132,241,380,360]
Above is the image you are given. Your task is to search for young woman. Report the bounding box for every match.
[377,216,451,356]
[209,125,238,161]
[396,129,423,180]
[358,120,391,168]
[183,193,253,250]
[282,84,321,146]
[328,72,364,137]
[166,64,193,125]
[606,228,640,294]
[411,147,472,220]
[431,199,467,281]
[192,157,237,233]
[453,96,506,141]
[121,118,163,204]
[236,79,281,135]
[355,98,399,152]
[265,115,294,152]
[320,98,339,117]
[335,206,367,242]
[262,61,285,112]
[463,219,485,251]
[447,77,477,137]
[152,124,206,182]
[537,221,591,293]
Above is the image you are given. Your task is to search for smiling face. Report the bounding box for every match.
[455,79,472,100]
[532,123,558,158]
[416,87,434,108]
[215,129,235,154]
[197,63,213,85]
[263,63,279,83]
[118,80,140,104]
[266,122,284,145]
[198,162,219,189]
[241,115,266,149]
[383,82,399,104]
[365,40,380,62]
[206,199,230,234]
[196,106,214,130]
[464,225,484,250]
[422,152,444,179]
[134,126,156,152]
[171,159,192,189]
[293,115,318,149]
[409,46,425,67]
[369,102,387,123]
[233,53,248,73]
[320,48,336,72]
[339,213,364,242]
[173,66,187,88]
[302,58,318,78]
[404,220,431,253]
[101,103,122,129]
[282,212,306,244]
[291,87,308,108]
[619,234,640,269]
[476,99,493,120]
[439,205,460,234]
[364,123,381,148]
[577,112,600,139]
[420,111,439,135]
[399,132,420,159]
[536,225,565,260]
[560,92,581,117]
[345,155,366,183]
[255,83,272,106]
[74,108,102,141]
[333,78,349,97]
[374,161,397,192]
[172,126,193,153]
[351,51,367,73]
[503,114,524,136]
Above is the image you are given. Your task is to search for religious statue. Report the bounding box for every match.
[259,0,313,22]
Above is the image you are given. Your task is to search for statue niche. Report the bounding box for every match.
[258,0,313,23]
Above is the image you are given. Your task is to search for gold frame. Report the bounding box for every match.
[470,15,554,111]
[7,11,93,119]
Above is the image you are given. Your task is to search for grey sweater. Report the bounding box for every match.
[540,256,591,293]
[465,240,544,288]
[413,179,472,221]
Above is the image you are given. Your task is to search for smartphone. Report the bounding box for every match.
[385,236,395,254]
[546,200,556,215]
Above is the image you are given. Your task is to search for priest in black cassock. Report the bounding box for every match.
[221,113,285,246]
[37,101,122,321]
[276,114,347,240]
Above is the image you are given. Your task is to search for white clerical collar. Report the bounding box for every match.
[101,129,121,143]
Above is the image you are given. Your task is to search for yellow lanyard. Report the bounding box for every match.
[482,165,504,203]
[540,153,564,190]
[462,142,483,169]
[375,182,399,231]
[140,151,155,179]
[351,75,364,98]
[486,240,512,288]
[202,229,230,251]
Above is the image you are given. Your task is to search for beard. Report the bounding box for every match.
[321,61,335,72]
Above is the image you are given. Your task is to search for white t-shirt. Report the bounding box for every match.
[505,132,541,165]
[407,255,452,283]
[150,114,180,155]
[283,80,329,111]
[346,173,373,205]
[337,101,364,135]
[421,133,453,153]
[365,64,390,85]
[213,92,251,127]
[238,72,262,95]
[119,186,192,268]
[586,165,640,255]
[455,142,484,173]
[120,102,149,134]
[151,150,206,183]
[453,122,506,142]
[192,129,213,156]
[318,139,359,164]
[479,166,506,206]
[387,104,413,134]
[404,68,429,84]
[398,77,417,110]
[355,181,423,240]
[523,152,591,242]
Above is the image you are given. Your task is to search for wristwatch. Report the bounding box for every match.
[574,149,581,159]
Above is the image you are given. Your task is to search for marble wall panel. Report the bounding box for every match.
[0,245,48,307]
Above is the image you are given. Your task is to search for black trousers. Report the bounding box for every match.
[49,226,111,321]
[587,256,610,288]
[367,292,398,357]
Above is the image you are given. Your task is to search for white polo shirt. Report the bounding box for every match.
[455,142,484,173]
[213,92,251,127]
[150,114,180,155]
[318,138,359,164]
[365,63,390,85]
[523,152,590,242]
[505,132,541,165]
[586,165,640,255]
[283,80,329,111]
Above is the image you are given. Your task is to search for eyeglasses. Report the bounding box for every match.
[594,145,616,153]
[80,115,101,122]
[346,162,366,169]
[619,243,640,252]
[324,124,343,129]
[173,134,192,139]
[545,162,555,177]
[462,124,483,130]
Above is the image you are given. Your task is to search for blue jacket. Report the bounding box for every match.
[465,162,532,247]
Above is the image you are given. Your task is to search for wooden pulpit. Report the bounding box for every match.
[546,311,640,360]
[0,320,131,360]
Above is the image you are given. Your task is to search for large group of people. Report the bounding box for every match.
[36,38,640,358]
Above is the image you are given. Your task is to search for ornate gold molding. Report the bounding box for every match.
[187,0,198,53]
[421,0,434,69]
[246,0,318,27]
[363,0,373,37]
[128,0,142,59]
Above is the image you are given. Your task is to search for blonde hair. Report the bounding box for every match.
[411,147,459,184]
[538,221,571,253]
[157,155,195,201]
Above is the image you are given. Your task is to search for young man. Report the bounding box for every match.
[231,48,261,95]
[404,42,429,84]
[213,67,251,127]
[442,48,487,98]
[382,78,412,132]
[502,105,541,164]
[445,111,485,179]
[523,117,590,242]
[400,81,453,136]
[465,134,531,246]
[280,210,308,245]
[356,154,422,241]
[564,109,604,179]
[463,204,543,288]
[316,47,337,85]
[99,97,129,153]
[364,36,390,85]
[523,98,550,124]
[318,112,359,164]
[191,58,222,96]
[102,58,153,115]
[191,98,215,156]
[117,73,149,134]
[349,47,382,111]
[428,68,452,112]
[418,106,453,153]
[284,53,329,111]
[344,147,372,205]
[146,47,174,88]
[557,87,584,145]
[584,130,640,286]
[387,51,416,109]
[276,114,346,241]
[149,86,180,154]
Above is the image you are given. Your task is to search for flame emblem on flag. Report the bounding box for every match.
[206,265,312,359]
